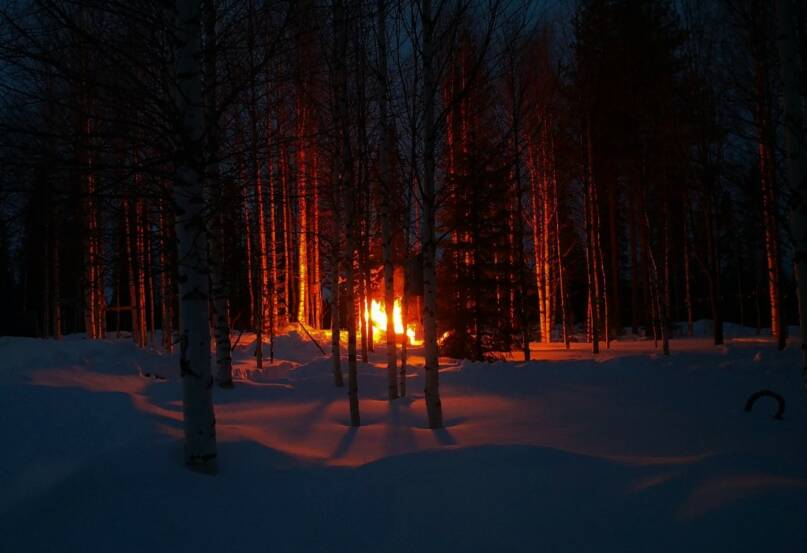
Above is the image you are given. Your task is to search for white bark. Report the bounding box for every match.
[421,0,443,429]
[378,0,398,400]
[175,0,217,469]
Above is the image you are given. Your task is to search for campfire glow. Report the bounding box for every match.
[364,298,420,345]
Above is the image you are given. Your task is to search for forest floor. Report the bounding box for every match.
[1,323,806,552]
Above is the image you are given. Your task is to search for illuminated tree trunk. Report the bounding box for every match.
[85,178,100,338]
[378,0,398,398]
[359,244,369,361]
[591,159,608,350]
[509,61,530,360]
[248,0,268,369]
[84,137,104,339]
[205,0,232,385]
[174,0,217,469]
[752,25,786,349]
[759,121,785,349]
[400,276,409,397]
[421,0,443,429]
[776,0,807,390]
[123,198,140,345]
[279,117,292,326]
[331,228,343,387]
[529,128,554,344]
[145,212,156,345]
[335,0,359,426]
[136,197,148,347]
[239,142,256,332]
[310,143,321,328]
[542,136,555,344]
[552,148,569,349]
[645,220,666,354]
[78,22,104,340]
[266,118,278,358]
[584,124,600,354]
[346,223,359,427]
[296,101,308,325]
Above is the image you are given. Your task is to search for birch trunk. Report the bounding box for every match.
[331,234,343,387]
[511,100,530,360]
[296,101,308,325]
[584,124,600,354]
[552,149,569,350]
[204,0,232,386]
[335,0,359,426]
[377,0,398,398]
[421,0,443,429]
[175,0,217,469]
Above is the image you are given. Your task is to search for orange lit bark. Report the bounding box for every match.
[311,141,321,328]
[528,130,553,344]
[238,131,256,332]
[267,117,279,353]
[279,113,292,326]
[135,197,148,347]
[551,147,570,350]
[583,123,600,354]
[378,0,399,393]
[751,5,786,350]
[122,198,139,346]
[296,100,308,325]
[248,0,268,368]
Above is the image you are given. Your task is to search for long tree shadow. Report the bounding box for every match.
[384,399,417,457]
[431,427,456,446]
[330,427,358,461]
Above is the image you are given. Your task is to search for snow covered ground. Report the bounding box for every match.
[1,325,806,552]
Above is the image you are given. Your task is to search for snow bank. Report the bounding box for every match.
[1,332,806,552]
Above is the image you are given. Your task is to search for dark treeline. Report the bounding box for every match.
[0,0,805,465]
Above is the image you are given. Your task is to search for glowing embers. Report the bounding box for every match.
[364,298,420,346]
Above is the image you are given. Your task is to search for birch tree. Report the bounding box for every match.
[174,0,217,469]
[377,0,398,399]
[420,0,443,429]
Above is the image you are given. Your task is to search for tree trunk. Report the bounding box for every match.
[331,234,343,387]
[159,194,175,351]
[421,0,443,429]
[552,146,569,350]
[584,124,600,354]
[296,100,308,325]
[175,0,217,469]
[776,0,807,390]
[205,0,232,386]
[378,0,398,398]
[335,0,359,426]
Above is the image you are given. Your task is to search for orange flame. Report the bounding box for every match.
[364,298,420,345]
